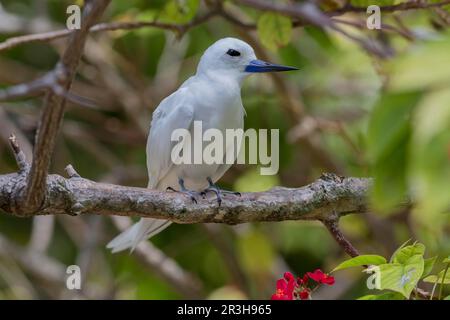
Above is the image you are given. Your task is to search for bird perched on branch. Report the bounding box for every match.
[107,37,297,253]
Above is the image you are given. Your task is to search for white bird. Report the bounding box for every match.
[107,37,297,253]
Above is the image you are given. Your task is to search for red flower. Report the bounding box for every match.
[272,269,335,300]
[284,272,294,282]
[307,269,335,285]
[299,289,310,300]
[271,276,297,300]
[297,274,309,286]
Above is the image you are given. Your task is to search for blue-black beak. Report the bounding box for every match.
[245,59,298,73]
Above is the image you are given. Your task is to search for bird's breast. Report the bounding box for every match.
[192,85,243,130]
[160,77,245,190]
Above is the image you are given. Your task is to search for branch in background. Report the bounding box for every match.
[0,233,66,287]
[0,73,54,101]
[0,232,89,299]
[0,29,69,51]
[0,70,96,108]
[1,0,450,53]
[331,17,415,41]
[27,216,55,253]
[0,9,219,52]
[235,0,390,58]
[112,216,204,298]
[333,0,450,14]
[434,7,450,26]
[20,0,110,215]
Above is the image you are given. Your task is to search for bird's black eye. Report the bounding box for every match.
[226,49,241,57]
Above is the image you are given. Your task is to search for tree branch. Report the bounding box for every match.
[0,168,370,224]
[0,137,370,221]
[20,0,110,214]
[0,134,370,222]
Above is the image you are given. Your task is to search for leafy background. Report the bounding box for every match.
[0,0,448,299]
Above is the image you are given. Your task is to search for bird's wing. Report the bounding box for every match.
[211,107,245,183]
[146,87,194,189]
[108,92,194,253]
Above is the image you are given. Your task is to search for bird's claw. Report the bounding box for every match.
[225,191,241,197]
[201,187,240,206]
[166,186,199,204]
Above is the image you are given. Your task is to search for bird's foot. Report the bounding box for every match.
[166,178,202,204]
[166,187,202,204]
[201,178,241,206]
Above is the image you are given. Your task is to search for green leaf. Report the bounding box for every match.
[394,239,412,253]
[443,256,450,264]
[159,0,200,24]
[422,257,437,279]
[388,35,450,91]
[391,243,425,264]
[444,295,450,300]
[410,88,450,234]
[257,12,292,51]
[332,255,387,272]
[367,92,422,212]
[378,255,424,298]
[423,270,450,284]
[358,292,405,300]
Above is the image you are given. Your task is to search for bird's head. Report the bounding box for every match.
[196,37,297,82]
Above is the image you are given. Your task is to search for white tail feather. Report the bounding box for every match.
[107,218,172,253]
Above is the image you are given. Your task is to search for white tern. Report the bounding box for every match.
[107,37,297,253]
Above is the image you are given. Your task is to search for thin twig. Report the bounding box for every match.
[321,214,360,258]
[332,17,415,41]
[332,0,450,14]
[65,164,81,178]
[8,134,29,172]
[0,73,54,101]
[0,10,219,52]
[0,70,97,108]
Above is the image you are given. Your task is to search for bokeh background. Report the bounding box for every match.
[0,0,448,299]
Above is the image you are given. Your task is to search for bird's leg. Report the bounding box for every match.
[201,177,241,206]
[166,178,201,204]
